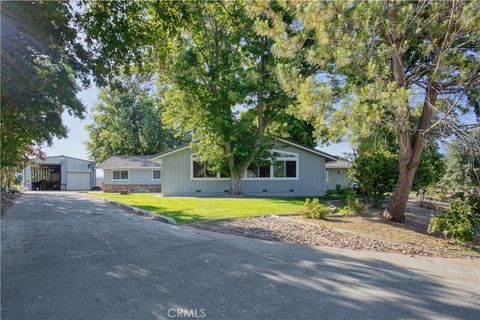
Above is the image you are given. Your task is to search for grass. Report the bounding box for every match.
[88,192,308,224]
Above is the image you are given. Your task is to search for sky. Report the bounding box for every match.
[43,86,354,161]
[43,85,99,160]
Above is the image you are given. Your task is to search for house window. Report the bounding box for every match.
[112,170,129,180]
[247,165,258,178]
[152,169,161,180]
[259,163,271,177]
[219,170,230,178]
[191,156,229,179]
[273,160,297,178]
[245,150,298,179]
[192,160,205,178]
[286,160,297,177]
[274,161,285,177]
[247,161,272,178]
[325,171,329,181]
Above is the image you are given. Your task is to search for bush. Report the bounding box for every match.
[347,199,366,215]
[301,198,330,219]
[325,189,338,198]
[335,184,343,195]
[342,187,356,203]
[428,195,480,243]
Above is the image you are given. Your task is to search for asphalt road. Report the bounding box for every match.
[1,192,479,320]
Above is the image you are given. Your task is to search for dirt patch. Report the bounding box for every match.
[1,192,21,216]
[190,214,479,259]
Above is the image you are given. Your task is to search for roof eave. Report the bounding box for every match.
[275,138,338,161]
[148,145,190,160]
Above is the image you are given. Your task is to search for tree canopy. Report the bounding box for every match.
[1,1,91,181]
[86,76,186,163]
[441,128,480,193]
[80,0,311,194]
[254,0,480,221]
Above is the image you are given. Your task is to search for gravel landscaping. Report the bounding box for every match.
[190,214,480,259]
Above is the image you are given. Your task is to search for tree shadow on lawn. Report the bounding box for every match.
[96,231,479,320]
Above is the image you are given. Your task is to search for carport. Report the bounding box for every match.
[23,155,95,191]
[31,164,61,190]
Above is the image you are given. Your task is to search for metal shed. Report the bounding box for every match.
[22,156,95,191]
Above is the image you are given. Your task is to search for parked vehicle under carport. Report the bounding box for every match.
[22,155,96,191]
[31,164,61,191]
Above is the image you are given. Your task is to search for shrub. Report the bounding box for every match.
[342,187,356,203]
[451,192,465,200]
[347,199,366,215]
[335,184,343,195]
[428,195,480,243]
[301,198,330,219]
[325,189,338,199]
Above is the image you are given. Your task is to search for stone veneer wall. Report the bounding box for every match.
[102,184,161,193]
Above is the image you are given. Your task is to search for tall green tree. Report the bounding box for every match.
[413,142,446,198]
[254,0,480,221]
[81,0,294,194]
[441,128,480,193]
[350,137,444,207]
[1,1,91,182]
[349,147,398,208]
[86,76,186,163]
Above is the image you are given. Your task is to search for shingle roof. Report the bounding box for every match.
[97,156,161,169]
[326,160,352,169]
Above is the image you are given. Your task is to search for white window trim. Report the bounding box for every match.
[190,154,230,181]
[325,170,329,182]
[112,169,130,181]
[190,150,300,181]
[152,169,162,181]
[243,149,299,181]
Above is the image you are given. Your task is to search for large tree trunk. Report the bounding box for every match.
[225,45,269,196]
[383,165,418,222]
[383,86,437,222]
[383,3,441,222]
[230,173,242,196]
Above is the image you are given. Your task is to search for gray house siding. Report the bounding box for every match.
[326,168,350,190]
[103,168,161,185]
[161,144,326,197]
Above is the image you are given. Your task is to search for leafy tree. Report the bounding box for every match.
[254,0,480,221]
[1,1,91,184]
[428,195,480,243]
[80,1,294,194]
[441,128,480,193]
[349,147,398,208]
[86,76,186,163]
[269,114,316,148]
[413,143,446,200]
[351,135,445,207]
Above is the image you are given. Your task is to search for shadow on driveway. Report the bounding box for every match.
[1,192,478,320]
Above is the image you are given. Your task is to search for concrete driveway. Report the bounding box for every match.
[1,192,479,320]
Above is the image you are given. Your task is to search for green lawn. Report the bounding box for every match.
[88,192,307,224]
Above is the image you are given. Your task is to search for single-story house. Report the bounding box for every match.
[99,138,348,196]
[325,159,353,190]
[22,155,95,191]
[97,155,162,193]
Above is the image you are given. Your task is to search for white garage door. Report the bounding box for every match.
[67,172,91,191]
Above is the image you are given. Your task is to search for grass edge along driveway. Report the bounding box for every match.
[88,192,306,224]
